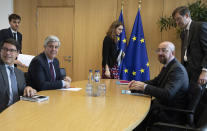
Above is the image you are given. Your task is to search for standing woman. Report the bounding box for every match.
[102,20,123,79]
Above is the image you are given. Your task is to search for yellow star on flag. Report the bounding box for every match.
[122,38,126,43]
[117,37,120,41]
[124,69,128,73]
[132,36,136,41]
[140,69,145,73]
[132,71,136,76]
[146,62,149,67]
[140,38,144,43]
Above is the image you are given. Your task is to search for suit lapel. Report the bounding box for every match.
[7,28,13,38]
[14,68,22,93]
[158,59,176,85]
[0,61,10,97]
[188,21,194,49]
[41,53,52,80]
[53,59,59,79]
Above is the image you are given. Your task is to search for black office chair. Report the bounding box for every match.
[147,84,205,131]
[60,68,66,78]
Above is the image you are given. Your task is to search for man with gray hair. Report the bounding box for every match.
[26,35,71,91]
[129,41,189,130]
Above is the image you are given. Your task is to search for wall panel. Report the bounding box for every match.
[14,0,207,81]
[14,0,37,55]
[73,0,118,80]
[37,0,74,6]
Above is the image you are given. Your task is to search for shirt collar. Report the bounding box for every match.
[5,64,15,68]
[46,56,53,64]
[186,19,192,30]
[10,28,17,34]
[164,57,175,67]
[44,52,54,63]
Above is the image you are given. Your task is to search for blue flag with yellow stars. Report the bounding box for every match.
[117,9,127,52]
[117,9,127,76]
[120,9,150,81]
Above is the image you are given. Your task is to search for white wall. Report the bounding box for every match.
[0,0,13,29]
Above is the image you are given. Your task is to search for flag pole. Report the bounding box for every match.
[138,0,142,9]
[121,0,124,13]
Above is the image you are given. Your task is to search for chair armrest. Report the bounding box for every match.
[162,106,194,114]
[153,122,199,130]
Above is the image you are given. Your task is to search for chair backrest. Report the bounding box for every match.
[60,68,66,78]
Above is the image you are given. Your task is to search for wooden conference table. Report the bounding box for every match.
[0,79,151,131]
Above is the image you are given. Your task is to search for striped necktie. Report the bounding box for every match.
[8,66,19,104]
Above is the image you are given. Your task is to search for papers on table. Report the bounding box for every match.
[17,54,35,67]
[116,80,130,85]
[58,88,82,91]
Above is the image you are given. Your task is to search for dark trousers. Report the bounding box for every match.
[184,63,205,110]
[133,100,184,131]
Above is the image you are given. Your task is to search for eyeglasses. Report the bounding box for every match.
[155,48,169,54]
[47,45,59,49]
[1,47,17,53]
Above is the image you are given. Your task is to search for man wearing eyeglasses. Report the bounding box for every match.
[26,35,71,91]
[0,38,36,113]
[129,41,189,130]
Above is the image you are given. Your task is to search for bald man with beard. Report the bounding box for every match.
[129,41,189,131]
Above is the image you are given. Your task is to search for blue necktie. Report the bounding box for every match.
[8,66,19,103]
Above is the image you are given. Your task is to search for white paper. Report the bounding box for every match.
[17,54,35,67]
[58,88,82,91]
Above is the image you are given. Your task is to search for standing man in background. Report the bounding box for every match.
[172,6,207,107]
[0,13,26,67]
[0,14,22,52]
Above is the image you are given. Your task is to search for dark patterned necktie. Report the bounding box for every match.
[13,33,17,40]
[183,30,189,51]
[8,66,19,103]
[49,62,55,81]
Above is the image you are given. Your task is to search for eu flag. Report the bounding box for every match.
[117,9,127,67]
[117,9,127,52]
[120,9,150,81]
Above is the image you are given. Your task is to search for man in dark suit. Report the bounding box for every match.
[172,6,207,108]
[0,14,22,52]
[0,14,26,67]
[0,38,36,113]
[27,35,71,91]
[129,41,189,130]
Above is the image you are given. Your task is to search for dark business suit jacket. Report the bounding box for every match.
[0,60,25,112]
[142,58,189,125]
[27,52,64,91]
[144,58,189,109]
[181,21,207,81]
[0,28,22,52]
